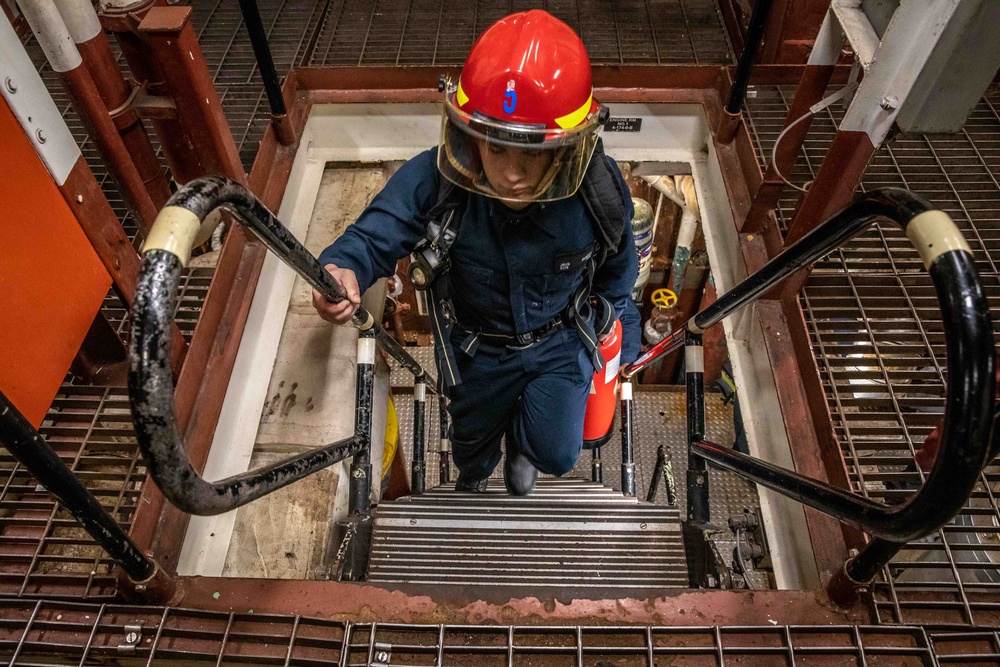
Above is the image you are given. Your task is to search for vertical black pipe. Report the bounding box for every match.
[0,391,157,582]
[236,0,287,117]
[846,538,906,584]
[438,395,451,484]
[412,379,426,495]
[647,447,664,502]
[686,330,710,522]
[349,329,376,516]
[592,447,603,484]
[620,381,636,497]
[726,0,775,114]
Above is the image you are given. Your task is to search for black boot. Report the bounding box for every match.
[504,436,538,496]
[455,472,488,493]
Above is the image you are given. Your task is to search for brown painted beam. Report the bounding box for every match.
[137,6,246,184]
[710,102,852,581]
[75,27,171,213]
[59,156,187,372]
[59,63,160,233]
[742,63,838,234]
[784,130,875,247]
[177,576,860,626]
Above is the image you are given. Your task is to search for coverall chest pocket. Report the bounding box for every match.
[452,262,509,320]
[518,250,587,318]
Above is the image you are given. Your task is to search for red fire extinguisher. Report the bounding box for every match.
[583,319,622,449]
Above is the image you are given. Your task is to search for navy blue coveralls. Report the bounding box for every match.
[319,147,640,480]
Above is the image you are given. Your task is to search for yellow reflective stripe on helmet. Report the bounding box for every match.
[554,94,592,129]
[456,81,469,107]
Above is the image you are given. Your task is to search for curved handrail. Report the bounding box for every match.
[630,188,994,543]
[129,177,438,515]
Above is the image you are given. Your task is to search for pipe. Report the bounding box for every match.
[438,395,451,484]
[641,175,700,289]
[624,189,947,379]
[236,0,295,145]
[619,381,636,497]
[624,188,993,597]
[411,379,427,495]
[664,190,993,544]
[349,329,376,516]
[130,248,366,515]
[19,0,161,231]
[0,391,172,597]
[145,177,434,385]
[685,331,709,523]
[58,0,172,210]
[726,0,775,115]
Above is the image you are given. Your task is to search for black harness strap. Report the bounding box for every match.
[423,181,467,390]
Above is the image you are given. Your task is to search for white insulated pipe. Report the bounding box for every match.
[17,0,82,73]
[642,175,702,287]
[55,0,103,45]
[641,175,686,210]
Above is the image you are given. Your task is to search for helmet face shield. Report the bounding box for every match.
[438,93,602,203]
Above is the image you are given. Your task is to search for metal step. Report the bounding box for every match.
[367,478,689,588]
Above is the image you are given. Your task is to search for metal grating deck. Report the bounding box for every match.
[744,86,1000,625]
[9,0,1000,637]
[307,0,732,67]
[2,597,989,666]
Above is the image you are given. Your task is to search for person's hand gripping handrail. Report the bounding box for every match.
[129,176,434,515]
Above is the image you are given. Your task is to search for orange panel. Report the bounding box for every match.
[0,96,111,427]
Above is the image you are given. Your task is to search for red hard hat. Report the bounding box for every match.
[437,10,605,203]
[456,10,599,131]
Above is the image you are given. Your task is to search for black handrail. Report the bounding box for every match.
[0,391,174,600]
[129,177,438,515]
[629,187,992,594]
[623,190,956,378]
[726,0,775,115]
[236,0,286,118]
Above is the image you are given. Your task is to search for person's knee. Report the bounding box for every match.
[524,435,581,476]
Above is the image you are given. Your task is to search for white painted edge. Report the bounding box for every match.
[807,8,846,67]
[358,337,377,365]
[685,345,705,373]
[696,141,820,590]
[620,381,633,401]
[56,0,102,44]
[176,126,325,577]
[0,14,81,184]
[830,0,880,70]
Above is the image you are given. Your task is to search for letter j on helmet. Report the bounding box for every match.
[503,89,517,114]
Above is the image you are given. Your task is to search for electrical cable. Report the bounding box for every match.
[734,527,755,589]
[769,64,862,194]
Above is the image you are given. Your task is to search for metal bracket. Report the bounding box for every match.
[682,520,733,589]
[117,624,143,654]
[829,0,880,70]
[728,507,772,571]
[371,642,392,667]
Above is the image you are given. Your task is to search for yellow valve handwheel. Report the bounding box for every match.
[651,288,677,309]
